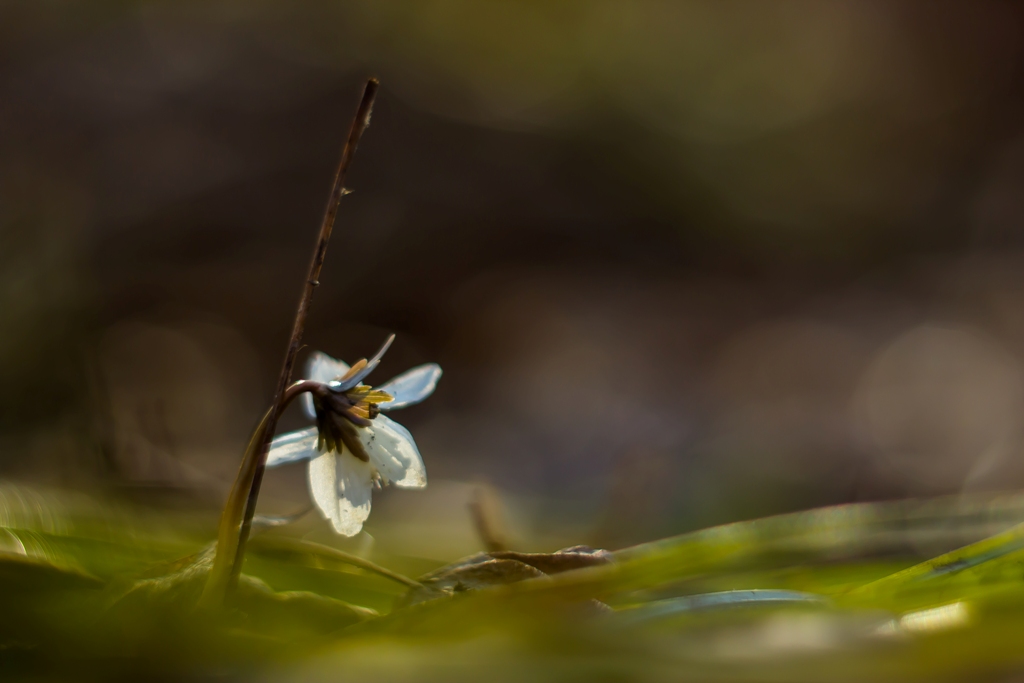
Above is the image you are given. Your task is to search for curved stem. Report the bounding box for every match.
[198,381,316,609]
[199,79,378,610]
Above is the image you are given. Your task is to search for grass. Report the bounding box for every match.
[4,482,1024,681]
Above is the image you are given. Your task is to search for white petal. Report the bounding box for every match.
[266,427,319,467]
[305,350,351,383]
[377,364,442,411]
[353,415,427,489]
[302,351,351,419]
[308,448,374,536]
[330,334,395,392]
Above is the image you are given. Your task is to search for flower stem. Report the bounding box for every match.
[200,79,379,610]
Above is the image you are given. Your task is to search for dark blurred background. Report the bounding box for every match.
[4,1,1024,557]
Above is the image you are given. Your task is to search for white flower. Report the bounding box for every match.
[266,336,441,536]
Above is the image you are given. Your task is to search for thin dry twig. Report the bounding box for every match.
[249,536,422,589]
[200,78,379,609]
[469,483,510,553]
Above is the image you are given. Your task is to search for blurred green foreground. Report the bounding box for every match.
[6,482,1024,682]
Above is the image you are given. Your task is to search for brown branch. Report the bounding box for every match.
[199,78,379,609]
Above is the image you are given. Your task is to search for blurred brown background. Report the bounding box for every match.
[4,1,1024,554]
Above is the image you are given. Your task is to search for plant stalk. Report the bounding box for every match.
[200,79,379,609]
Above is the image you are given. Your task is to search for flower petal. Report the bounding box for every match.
[266,427,320,467]
[377,364,442,411]
[305,350,351,383]
[330,334,395,392]
[303,351,351,419]
[354,415,427,489]
[308,448,374,536]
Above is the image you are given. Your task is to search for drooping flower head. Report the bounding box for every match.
[267,336,441,535]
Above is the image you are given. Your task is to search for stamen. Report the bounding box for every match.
[347,387,393,404]
[337,406,373,427]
